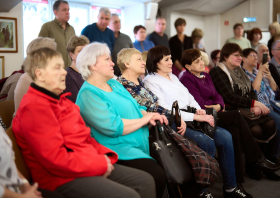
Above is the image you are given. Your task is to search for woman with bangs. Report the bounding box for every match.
[143,45,250,198]
[209,43,280,180]
[247,28,262,50]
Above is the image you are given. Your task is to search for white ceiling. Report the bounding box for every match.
[159,0,248,15]
[71,0,247,15]
[70,0,150,8]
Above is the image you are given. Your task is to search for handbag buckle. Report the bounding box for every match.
[153,142,161,151]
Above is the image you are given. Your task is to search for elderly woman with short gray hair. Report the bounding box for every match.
[75,42,167,198]
[14,37,57,115]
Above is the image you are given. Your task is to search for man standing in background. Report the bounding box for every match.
[81,7,115,53]
[225,23,251,50]
[147,17,169,48]
[109,14,133,76]
[38,0,75,68]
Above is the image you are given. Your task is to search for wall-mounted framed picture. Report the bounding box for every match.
[0,56,4,78]
[0,17,18,53]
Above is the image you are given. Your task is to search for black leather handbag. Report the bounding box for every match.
[150,121,194,184]
[181,106,218,138]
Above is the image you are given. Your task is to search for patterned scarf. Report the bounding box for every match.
[218,62,251,96]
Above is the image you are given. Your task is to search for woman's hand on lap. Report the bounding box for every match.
[103,155,114,178]
[250,106,261,116]
[204,104,221,112]
[196,109,206,115]
[149,114,169,126]
[177,117,186,135]
[22,183,42,198]
[193,114,214,127]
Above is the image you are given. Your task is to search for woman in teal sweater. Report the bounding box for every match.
[75,42,167,198]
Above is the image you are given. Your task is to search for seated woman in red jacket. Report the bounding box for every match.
[12,47,156,198]
[180,48,280,181]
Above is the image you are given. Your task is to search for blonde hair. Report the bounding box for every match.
[269,22,280,36]
[25,48,62,80]
[26,37,57,54]
[191,28,204,39]
[117,48,141,73]
[200,51,210,66]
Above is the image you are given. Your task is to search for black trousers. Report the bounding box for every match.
[217,111,263,183]
[117,158,166,198]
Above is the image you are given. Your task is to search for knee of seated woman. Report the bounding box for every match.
[214,127,233,143]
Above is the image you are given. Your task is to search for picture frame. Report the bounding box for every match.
[0,17,18,53]
[0,56,4,78]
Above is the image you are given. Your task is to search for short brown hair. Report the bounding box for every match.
[117,48,141,73]
[181,49,201,68]
[146,46,171,74]
[53,0,68,11]
[191,28,204,39]
[24,48,62,80]
[233,23,243,30]
[66,35,89,60]
[174,18,186,28]
[247,28,262,41]
[220,43,242,62]
[210,49,221,61]
[134,25,146,34]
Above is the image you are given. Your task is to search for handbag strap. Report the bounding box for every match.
[156,121,172,147]
[168,101,176,127]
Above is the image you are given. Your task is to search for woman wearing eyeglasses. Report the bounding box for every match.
[210,43,280,180]
[242,48,280,168]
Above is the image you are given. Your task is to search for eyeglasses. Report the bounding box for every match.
[249,54,257,58]
[273,48,280,51]
[215,56,220,60]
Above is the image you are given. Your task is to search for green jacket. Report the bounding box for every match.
[38,18,75,68]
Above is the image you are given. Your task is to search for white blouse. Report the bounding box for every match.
[144,73,201,121]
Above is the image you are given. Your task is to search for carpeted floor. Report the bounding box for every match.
[208,170,280,198]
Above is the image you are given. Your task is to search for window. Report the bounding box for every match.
[23,0,50,57]
[22,0,90,57]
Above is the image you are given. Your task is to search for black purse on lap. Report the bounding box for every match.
[182,106,218,138]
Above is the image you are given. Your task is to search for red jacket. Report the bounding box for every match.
[12,84,118,191]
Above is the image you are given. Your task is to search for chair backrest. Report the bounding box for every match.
[0,100,15,128]
[6,127,32,182]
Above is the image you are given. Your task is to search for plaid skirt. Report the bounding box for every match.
[243,115,276,143]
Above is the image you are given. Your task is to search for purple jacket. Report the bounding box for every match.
[180,70,224,111]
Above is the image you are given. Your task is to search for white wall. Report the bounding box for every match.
[203,14,220,57]
[170,12,204,38]
[220,0,272,46]
[122,2,145,42]
[0,2,23,77]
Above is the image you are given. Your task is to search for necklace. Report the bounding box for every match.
[191,72,205,83]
